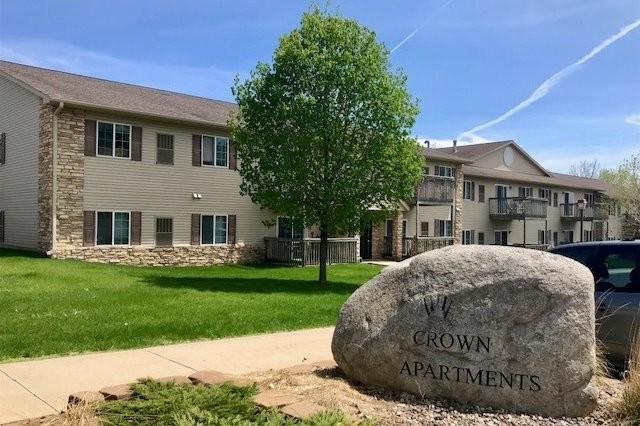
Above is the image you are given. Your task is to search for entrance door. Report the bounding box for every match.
[494,230,508,245]
[360,221,373,260]
[495,185,508,214]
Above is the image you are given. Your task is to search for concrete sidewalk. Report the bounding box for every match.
[0,327,335,424]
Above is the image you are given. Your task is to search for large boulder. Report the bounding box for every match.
[332,245,597,418]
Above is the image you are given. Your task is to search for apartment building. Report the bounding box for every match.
[0,61,621,265]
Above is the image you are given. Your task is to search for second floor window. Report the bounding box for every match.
[518,186,533,198]
[463,181,475,200]
[202,135,228,167]
[435,165,453,177]
[98,122,131,158]
[538,189,551,205]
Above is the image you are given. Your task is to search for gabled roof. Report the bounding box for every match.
[422,147,471,164]
[436,140,552,177]
[0,60,237,127]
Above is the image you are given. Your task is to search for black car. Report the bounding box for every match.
[548,241,640,368]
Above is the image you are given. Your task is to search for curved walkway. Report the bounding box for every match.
[0,327,334,424]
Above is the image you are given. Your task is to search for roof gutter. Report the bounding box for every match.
[46,101,64,256]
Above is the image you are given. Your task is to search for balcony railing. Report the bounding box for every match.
[403,237,455,257]
[489,197,548,220]
[560,203,609,222]
[412,175,455,205]
[264,237,358,266]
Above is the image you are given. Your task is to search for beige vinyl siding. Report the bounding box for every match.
[0,75,40,249]
[460,177,494,242]
[403,205,451,237]
[83,112,274,247]
[473,145,545,175]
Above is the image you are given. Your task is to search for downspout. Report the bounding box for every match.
[47,101,64,256]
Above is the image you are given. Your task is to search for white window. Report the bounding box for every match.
[462,230,475,245]
[420,221,429,237]
[202,135,229,167]
[563,230,574,244]
[96,211,130,245]
[463,181,475,200]
[435,219,452,237]
[494,230,508,245]
[435,165,453,177]
[97,121,131,158]
[277,217,304,239]
[538,230,547,244]
[155,218,173,247]
[201,215,228,244]
[518,187,533,198]
[584,230,593,242]
[584,193,595,204]
[538,189,551,205]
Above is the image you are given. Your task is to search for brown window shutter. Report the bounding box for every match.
[0,210,4,243]
[84,120,96,157]
[131,126,142,161]
[192,135,201,166]
[434,219,441,237]
[471,182,475,201]
[83,210,96,246]
[191,214,201,245]
[228,140,237,170]
[228,214,237,244]
[131,211,142,245]
[0,132,6,164]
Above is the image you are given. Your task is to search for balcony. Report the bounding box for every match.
[411,175,455,205]
[560,203,609,222]
[489,197,548,220]
[264,237,358,266]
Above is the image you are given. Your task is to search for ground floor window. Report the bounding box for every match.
[494,230,508,245]
[277,217,303,239]
[563,230,574,244]
[538,230,548,245]
[97,211,130,245]
[583,230,593,242]
[478,232,485,245]
[462,230,475,245]
[156,218,173,247]
[420,221,429,237]
[434,219,452,237]
[202,215,228,244]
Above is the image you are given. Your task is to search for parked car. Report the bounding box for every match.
[548,241,640,368]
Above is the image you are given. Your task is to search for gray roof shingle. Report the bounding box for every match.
[0,60,237,127]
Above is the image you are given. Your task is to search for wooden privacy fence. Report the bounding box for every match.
[264,237,359,266]
[402,237,455,257]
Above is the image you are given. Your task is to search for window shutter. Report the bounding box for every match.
[479,185,485,203]
[131,211,142,245]
[192,135,201,166]
[131,126,142,161]
[0,210,4,243]
[191,214,201,245]
[434,219,441,237]
[435,165,440,176]
[471,183,475,201]
[228,140,237,170]
[228,214,237,244]
[83,210,96,246]
[84,120,96,157]
[0,132,5,164]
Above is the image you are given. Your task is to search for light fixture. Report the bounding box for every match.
[577,198,585,210]
[192,193,202,199]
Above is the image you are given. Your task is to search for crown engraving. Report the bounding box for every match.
[423,294,452,320]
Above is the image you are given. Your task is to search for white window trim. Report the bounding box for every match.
[95,211,131,246]
[275,216,304,239]
[463,181,474,200]
[494,230,508,245]
[495,184,509,198]
[156,133,175,166]
[96,121,132,159]
[462,230,474,245]
[420,221,429,237]
[201,134,229,168]
[435,165,453,178]
[155,216,174,246]
[201,214,229,245]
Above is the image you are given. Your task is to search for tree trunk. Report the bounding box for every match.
[319,224,328,284]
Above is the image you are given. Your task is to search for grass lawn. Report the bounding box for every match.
[0,249,382,362]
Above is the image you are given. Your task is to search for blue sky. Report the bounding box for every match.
[0,0,638,173]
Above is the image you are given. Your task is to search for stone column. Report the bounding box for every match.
[371,221,385,260]
[37,102,54,252]
[454,167,464,244]
[391,212,403,261]
[55,109,86,251]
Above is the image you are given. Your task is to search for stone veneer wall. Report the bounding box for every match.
[54,245,265,266]
[454,167,464,244]
[37,101,54,252]
[55,109,86,250]
[371,221,385,259]
[391,212,403,261]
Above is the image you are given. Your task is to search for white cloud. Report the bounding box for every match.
[417,134,491,148]
[625,114,640,126]
[0,39,244,101]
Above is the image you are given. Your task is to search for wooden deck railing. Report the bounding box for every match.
[489,197,548,220]
[402,237,455,257]
[412,175,455,204]
[264,237,358,266]
[560,203,609,221]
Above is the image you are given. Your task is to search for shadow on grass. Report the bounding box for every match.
[0,249,47,258]
[141,275,360,295]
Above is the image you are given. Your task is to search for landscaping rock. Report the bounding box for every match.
[332,245,598,418]
[67,390,105,405]
[253,390,299,408]
[281,401,325,419]
[189,370,255,387]
[99,384,134,401]
[155,375,192,385]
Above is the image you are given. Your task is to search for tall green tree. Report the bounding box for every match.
[601,152,640,238]
[229,8,424,283]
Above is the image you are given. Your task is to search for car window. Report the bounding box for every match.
[600,246,640,293]
[550,246,598,265]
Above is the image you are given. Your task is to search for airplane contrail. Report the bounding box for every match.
[458,18,640,142]
[390,0,455,54]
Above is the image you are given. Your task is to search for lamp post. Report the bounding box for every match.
[577,198,586,242]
